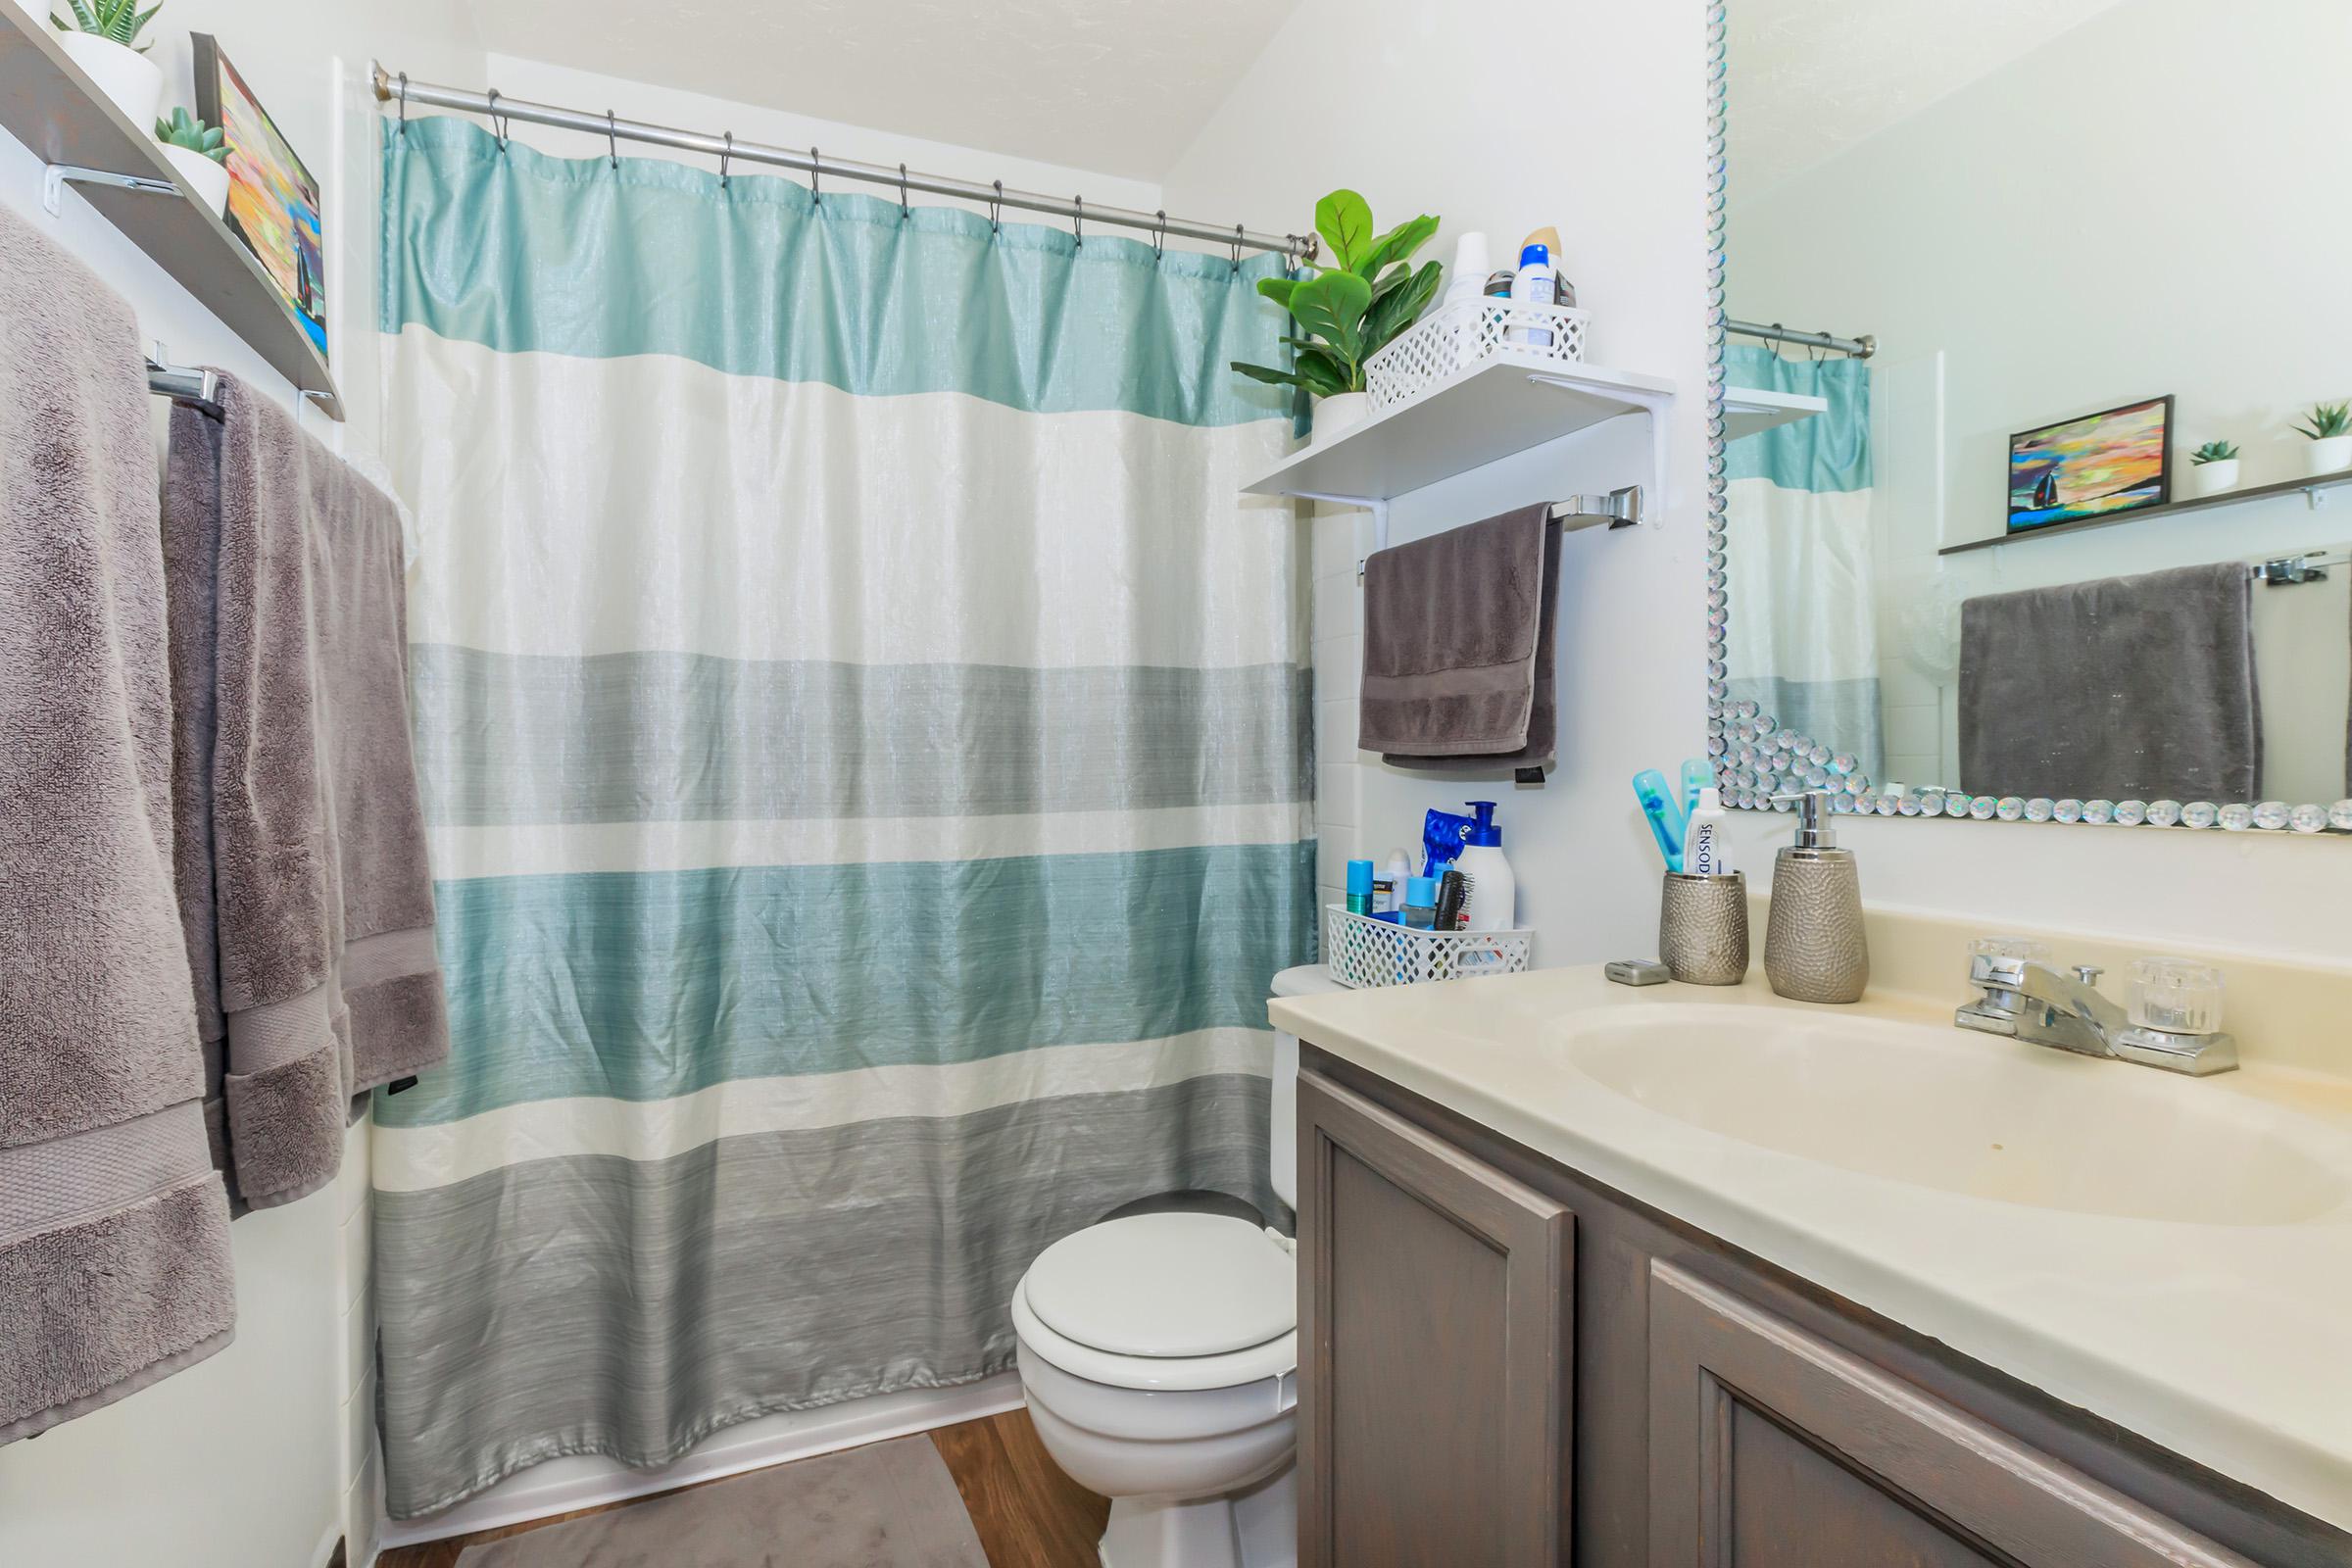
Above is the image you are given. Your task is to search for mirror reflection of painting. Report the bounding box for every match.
[193,33,326,359]
[2007,397,2171,533]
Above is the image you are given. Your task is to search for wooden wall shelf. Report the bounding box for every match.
[1939,469,2352,556]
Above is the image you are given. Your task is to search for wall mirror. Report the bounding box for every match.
[1707,0,2352,836]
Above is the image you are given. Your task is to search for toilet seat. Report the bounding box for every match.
[1014,1213,1298,1393]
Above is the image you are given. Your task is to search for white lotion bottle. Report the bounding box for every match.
[1507,241,1555,347]
[1453,802,1516,931]
[1381,849,1412,915]
[1686,787,1734,878]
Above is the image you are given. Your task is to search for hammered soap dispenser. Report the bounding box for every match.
[1763,790,1869,1004]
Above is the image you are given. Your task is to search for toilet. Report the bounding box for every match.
[1011,963,1341,1568]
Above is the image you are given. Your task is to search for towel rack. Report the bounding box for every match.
[146,345,220,418]
[2250,550,2347,587]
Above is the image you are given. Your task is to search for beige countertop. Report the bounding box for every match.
[1272,960,2352,1535]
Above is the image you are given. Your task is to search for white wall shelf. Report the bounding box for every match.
[1724,386,1826,441]
[0,8,344,419]
[1242,353,1677,513]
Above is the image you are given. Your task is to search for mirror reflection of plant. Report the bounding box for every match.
[155,107,226,163]
[2189,440,2239,465]
[52,0,163,51]
[2292,402,2351,441]
[1231,189,1444,399]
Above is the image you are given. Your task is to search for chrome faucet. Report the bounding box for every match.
[1956,951,2238,1075]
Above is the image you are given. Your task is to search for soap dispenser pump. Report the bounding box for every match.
[1762,791,1869,1004]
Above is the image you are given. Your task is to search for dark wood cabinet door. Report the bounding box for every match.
[1297,1068,1573,1568]
[1647,1261,2258,1568]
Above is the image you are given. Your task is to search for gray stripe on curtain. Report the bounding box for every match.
[374,1072,1278,1518]
[411,648,1314,826]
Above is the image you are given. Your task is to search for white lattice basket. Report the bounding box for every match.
[1324,905,1536,990]
[1363,294,1592,412]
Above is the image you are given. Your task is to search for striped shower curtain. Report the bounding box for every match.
[370,115,1314,1518]
[1723,345,1884,778]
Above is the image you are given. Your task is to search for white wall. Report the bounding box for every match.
[1164,0,1714,968]
[0,4,479,1564]
[1166,0,2352,989]
[1730,0,2352,802]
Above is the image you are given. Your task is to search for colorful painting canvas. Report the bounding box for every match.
[2007,396,2172,532]
[193,35,326,359]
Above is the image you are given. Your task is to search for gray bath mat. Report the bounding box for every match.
[455,1435,990,1567]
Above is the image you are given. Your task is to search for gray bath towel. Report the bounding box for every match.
[1358,505,1561,771]
[1958,562,2261,803]
[0,204,235,1445]
[163,375,448,1213]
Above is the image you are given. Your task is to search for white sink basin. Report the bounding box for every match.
[1559,1004,2347,1226]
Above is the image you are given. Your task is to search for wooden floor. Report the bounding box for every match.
[375,1409,1109,1568]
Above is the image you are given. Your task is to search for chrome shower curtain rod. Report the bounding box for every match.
[369,64,1317,263]
[1727,318,1876,360]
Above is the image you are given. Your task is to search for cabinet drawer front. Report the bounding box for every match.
[1647,1262,2255,1568]
[1298,1069,1573,1568]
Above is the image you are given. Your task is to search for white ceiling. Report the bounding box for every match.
[1729,0,2134,196]
[466,0,1301,183]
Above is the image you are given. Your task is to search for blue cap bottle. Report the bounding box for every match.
[1404,876,1440,929]
[1346,858,1375,916]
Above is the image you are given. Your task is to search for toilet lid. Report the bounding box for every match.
[1022,1213,1296,1359]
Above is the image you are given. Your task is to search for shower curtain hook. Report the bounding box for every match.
[898,162,910,220]
[719,131,732,189]
[485,88,508,151]
[1230,223,1244,276]
[395,72,408,134]
[989,179,1003,236]
[1072,195,1084,249]
[605,110,618,171]
[1152,210,1166,260]
[809,147,821,207]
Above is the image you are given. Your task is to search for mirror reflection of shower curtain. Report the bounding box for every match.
[368,115,1314,1520]
[1724,345,1884,780]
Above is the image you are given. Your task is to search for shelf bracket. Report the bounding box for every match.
[1525,373,1673,511]
[1291,490,1389,580]
[42,164,179,218]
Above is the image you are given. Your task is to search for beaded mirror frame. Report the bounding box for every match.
[1700,2,2352,840]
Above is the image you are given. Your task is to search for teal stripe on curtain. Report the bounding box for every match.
[410,647,1312,826]
[380,841,1317,1127]
[380,115,1293,427]
[1725,344,1873,493]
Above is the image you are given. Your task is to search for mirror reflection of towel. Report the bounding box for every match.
[1958,562,2260,802]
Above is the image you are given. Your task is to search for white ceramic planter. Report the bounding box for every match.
[1312,391,1370,446]
[2301,434,2352,478]
[55,31,162,130]
[159,142,229,217]
[2189,459,2239,497]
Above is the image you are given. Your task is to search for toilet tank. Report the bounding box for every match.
[1268,963,1344,1211]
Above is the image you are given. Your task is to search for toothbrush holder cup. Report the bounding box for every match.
[1659,871,1749,986]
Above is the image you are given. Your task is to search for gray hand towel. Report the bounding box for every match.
[163,375,449,1213]
[1958,562,2261,803]
[0,204,235,1446]
[1357,505,1560,771]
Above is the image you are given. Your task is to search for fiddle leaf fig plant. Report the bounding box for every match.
[155,107,226,163]
[1231,188,1445,399]
[52,0,163,51]
[2189,440,2239,466]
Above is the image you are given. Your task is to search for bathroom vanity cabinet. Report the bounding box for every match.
[1296,1056,2349,1568]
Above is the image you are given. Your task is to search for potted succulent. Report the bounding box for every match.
[2292,401,2352,478]
[1231,189,1443,444]
[2187,439,2240,497]
[51,0,164,128]
[154,106,228,216]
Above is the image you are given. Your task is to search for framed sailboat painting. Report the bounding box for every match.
[2006,395,2173,533]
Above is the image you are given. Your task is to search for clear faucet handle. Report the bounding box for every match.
[1969,935,2052,964]
[2130,957,2225,1034]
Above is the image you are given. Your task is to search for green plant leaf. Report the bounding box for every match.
[1253,275,1298,312]
[1361,260,1445,359]
[1231,361,1316,390]
[60,0,100,34]
[1288,269,1373,367]
[1352,214,1440,281]
[1314,189,1374,270]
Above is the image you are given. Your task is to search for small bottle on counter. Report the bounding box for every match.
[1403,876,1440,930]
[1346,858,1375,917]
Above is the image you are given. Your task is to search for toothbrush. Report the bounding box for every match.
[1680,758,1711,823]
[1633,768,1688,872]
